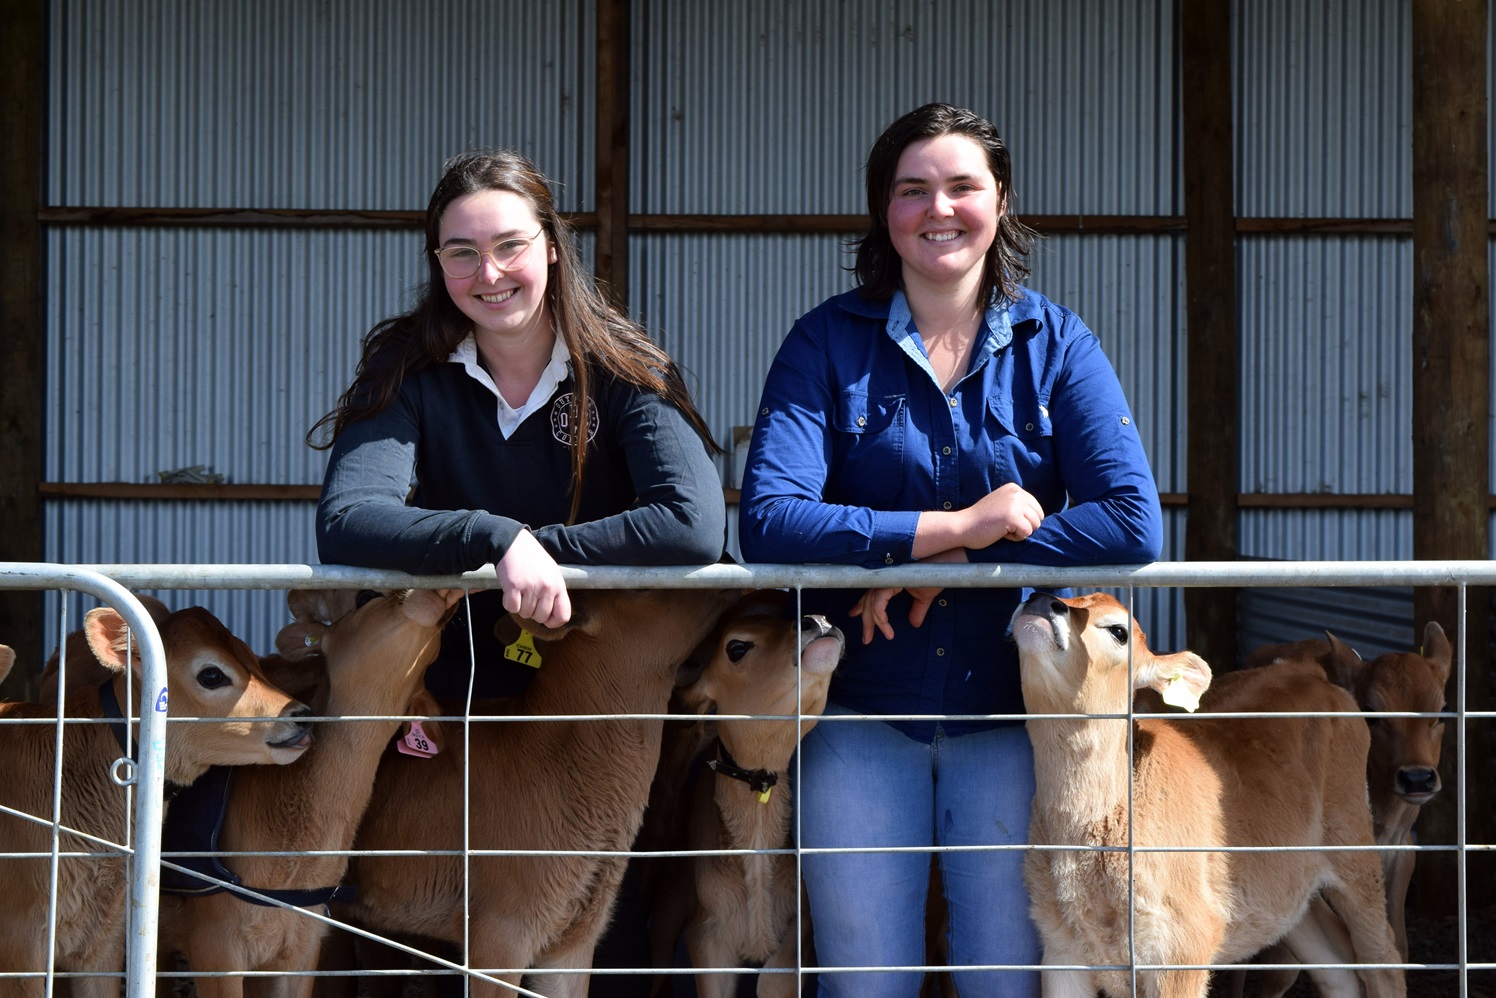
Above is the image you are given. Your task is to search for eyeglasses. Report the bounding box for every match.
[433,228,545,279]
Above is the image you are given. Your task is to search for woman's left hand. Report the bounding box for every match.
[494,529,572,628]
[849,549,966,644]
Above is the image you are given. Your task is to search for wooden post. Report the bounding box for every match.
[0,0,46,699]
[1411,0,1492,913]
[1180,0,1239,671]
[595,0,631,308]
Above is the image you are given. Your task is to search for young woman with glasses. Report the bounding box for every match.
[310,149,725,696]
[310,152,724,996]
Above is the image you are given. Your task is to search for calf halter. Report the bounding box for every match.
[98,679,186,803]
[708,741,779,804]
[157,765,358,909]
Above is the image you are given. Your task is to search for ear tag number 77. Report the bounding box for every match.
[504,630,543,669]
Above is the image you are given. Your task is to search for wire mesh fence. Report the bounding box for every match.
[0,559,1492,998]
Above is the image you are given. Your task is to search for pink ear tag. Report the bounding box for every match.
[397,720,439,758]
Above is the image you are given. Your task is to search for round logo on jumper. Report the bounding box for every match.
[550,393,599,446]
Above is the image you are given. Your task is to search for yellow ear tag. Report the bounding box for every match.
[757,787,772,804]
[504,630,543,669]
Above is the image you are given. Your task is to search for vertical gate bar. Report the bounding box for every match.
[1456,583,1469,997]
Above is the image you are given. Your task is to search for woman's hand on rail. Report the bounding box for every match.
[494,530,571,628]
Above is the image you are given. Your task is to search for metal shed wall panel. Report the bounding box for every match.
[45,227,427,484]
[631,0,1179,216]
[1235,0,1413,218]
[1237,235,1413,496]
[1240,509,1413,562]
[48,0,595,210]
[44,502,321,656]
[1238,584,1419,665]
[1024,234,1187,494]
[629,232,862,457]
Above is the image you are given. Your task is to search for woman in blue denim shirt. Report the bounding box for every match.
[739,104,1163,997]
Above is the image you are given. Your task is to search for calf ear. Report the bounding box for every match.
[257,652,331,715]
[1421,621,1453,686]
[275,620,329,662]
[403,688,446,751]
[287,589,360,626]
[138,593,173,624]
[0,644,14,685]
[674,653,709,691]
[673,664,718,715]
[82,607,138,676]
[517,595,591,639]
[1137,650,1212,704]
[492,612,523,645]
[1322,632,1363,691]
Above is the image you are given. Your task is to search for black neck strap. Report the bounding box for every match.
[707,742,780,799]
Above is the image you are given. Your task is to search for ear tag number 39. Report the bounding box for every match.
[504,630,543,669]
[398,720,438,758]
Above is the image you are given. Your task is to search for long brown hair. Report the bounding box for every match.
[308,149,718,522]
[854,103,1036,306]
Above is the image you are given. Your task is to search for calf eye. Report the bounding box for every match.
[197,666,231,689]
[726,640,753,662]
[1106,625,1128,643]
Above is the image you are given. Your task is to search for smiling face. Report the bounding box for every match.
[885,132,1003,297]
[437,188,557,347]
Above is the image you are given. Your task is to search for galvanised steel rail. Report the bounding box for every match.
[50,558,1496,589]
[0,564,170,998]
[2,559,1492,997]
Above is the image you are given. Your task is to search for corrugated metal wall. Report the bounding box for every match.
[48,0,596,209]
[1232,0,1493,658]
[630,0,1179,216]
[38,0,1493,658]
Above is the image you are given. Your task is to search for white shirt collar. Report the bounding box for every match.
[448,333,572,439]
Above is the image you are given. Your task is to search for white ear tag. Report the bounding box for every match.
[1160,675,1200,713]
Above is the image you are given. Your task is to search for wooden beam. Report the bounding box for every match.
[38,206,597,231]
[0,0,45,699]
[1410,0,1492,914]
[1180,0,1239,670]
[47,206,1496,237]
[38,483,323,501]
[594,0,631,307]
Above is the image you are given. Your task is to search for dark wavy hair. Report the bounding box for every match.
[854,103,1036,306]
[308,149,718,522]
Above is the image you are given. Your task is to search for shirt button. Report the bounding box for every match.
[936,647,946,657]
[1025,422,1034,431]
[857,415,866,427]
[1121,416,1131,425]
[761,407,769,416]
[941,446,952,456]
[884,555,894,565]
[942,501,952,510]
[948,397,958,408]
[937,598,948,607]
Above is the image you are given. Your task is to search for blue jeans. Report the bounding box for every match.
[796,706,1041,998]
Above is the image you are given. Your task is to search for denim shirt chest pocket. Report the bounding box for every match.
[987,392,1055,490]
[830,389,906,508]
